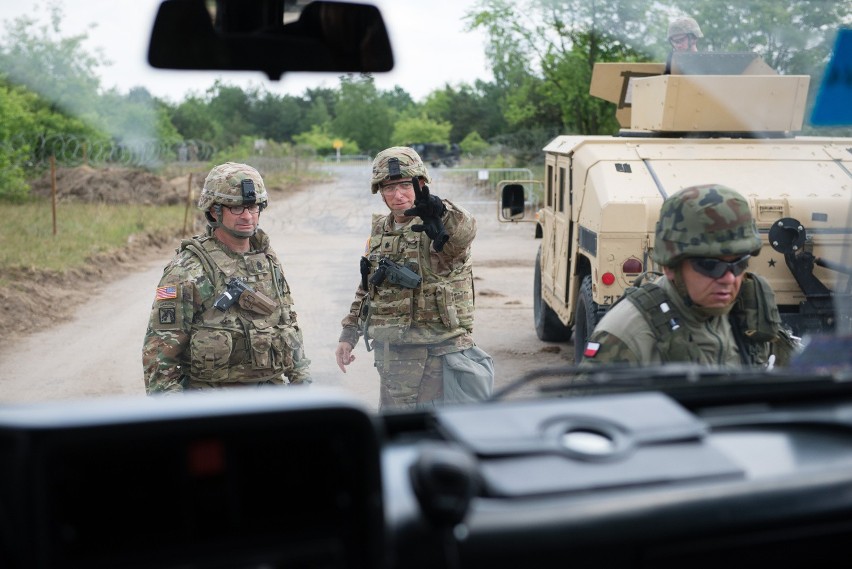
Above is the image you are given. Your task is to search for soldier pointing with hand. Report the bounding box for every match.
[335,146,493,409]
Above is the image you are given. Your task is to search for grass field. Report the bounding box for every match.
[0,199,187,274]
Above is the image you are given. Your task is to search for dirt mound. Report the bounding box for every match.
[0,229,181,345]
[3,166,298,346]
[29,165,195,205]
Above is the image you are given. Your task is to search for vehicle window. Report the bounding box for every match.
[546,163,554,208]
[0,0,850,414]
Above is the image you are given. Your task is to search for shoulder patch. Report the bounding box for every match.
[156,284,177,300]
[583,342,601,358]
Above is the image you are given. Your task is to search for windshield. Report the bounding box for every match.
[0,0,850,413]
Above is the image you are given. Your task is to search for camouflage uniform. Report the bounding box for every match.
[666,16,703,73]
[582,184,797,368]
[143,163,310,394]
[339,147,492,409]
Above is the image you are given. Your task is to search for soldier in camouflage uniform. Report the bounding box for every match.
[142,162,310,394]
[665,16,703,74]
[582,184,798,368]
[668,16,702,51]
[335,147,493,409]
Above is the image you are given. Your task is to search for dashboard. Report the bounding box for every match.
[3,386,852,568]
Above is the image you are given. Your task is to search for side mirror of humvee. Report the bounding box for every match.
[500,184,526,220]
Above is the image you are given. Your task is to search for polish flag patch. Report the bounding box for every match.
[584,342,601,358]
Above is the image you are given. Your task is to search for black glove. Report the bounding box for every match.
[404,177,450,251]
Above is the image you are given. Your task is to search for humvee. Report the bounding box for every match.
[409,142,461,167]
[501,52,852,362]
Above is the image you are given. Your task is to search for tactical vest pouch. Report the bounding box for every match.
[189,327,233,382]
[625,283,698,363]
[436,284,460,329]
[735,273,781,343]
[248,325,291,371]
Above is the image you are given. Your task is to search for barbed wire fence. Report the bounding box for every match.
[7,133,219,171]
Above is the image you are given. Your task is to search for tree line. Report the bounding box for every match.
[0,0,848,201]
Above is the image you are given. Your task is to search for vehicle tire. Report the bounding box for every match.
[534,247,572,342]
[573,274,601,363]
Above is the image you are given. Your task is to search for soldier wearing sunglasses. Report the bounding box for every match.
[581,185,798,368]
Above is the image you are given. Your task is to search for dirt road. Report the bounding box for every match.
[0,164,571,409]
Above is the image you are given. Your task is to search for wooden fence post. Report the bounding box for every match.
[183,173,193,235]
[50,155,57,236]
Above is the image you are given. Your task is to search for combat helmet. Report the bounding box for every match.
[667,16,703,40]
[198,162,268,233]
[652,184,761,267]
[370,146,430,194]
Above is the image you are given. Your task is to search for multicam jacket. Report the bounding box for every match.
[339,200,477,354]
[143,228,310,393]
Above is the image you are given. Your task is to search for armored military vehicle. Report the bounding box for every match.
[409,142,461,167]
[501,52,852,362]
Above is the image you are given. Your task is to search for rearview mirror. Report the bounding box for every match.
[148,0,394,80]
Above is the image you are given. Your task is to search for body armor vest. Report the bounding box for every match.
[623,273,793,366]
[362,217,474,344]
[180,235,299,384]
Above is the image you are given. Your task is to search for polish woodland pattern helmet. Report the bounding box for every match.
[370,146,431,194]
[652,184,762,267]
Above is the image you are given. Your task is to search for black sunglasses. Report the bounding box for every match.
[688,255,751,279]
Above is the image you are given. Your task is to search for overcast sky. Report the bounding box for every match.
[0,0,493,103]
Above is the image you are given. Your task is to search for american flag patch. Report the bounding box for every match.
[156,285,177,300]
[583,342,601,358]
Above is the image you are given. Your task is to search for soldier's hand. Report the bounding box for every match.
[335,341,356,373]
[412,217,450,251]
[404,177,446,219]
[404,177,450,251]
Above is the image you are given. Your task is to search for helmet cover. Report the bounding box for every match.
[652,184,761,267]
[370,146,431,194]
[198,162,269,212]
[667,16,703,40]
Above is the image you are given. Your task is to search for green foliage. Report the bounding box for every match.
[209,135,291,164]
[468,0,662,135]
[293,125,360,155]
[391,116,452,146]
[99,87,182,150]
[0,83,37,200]
[469,0,850,137]
[673,0,850,74]
[1,0,848,182]
[459,131,490,155]
[331,75,393,154]
[169,96,224,143]
[0,3,104,120]
[423,81,508,142]
[205,81,256,148]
